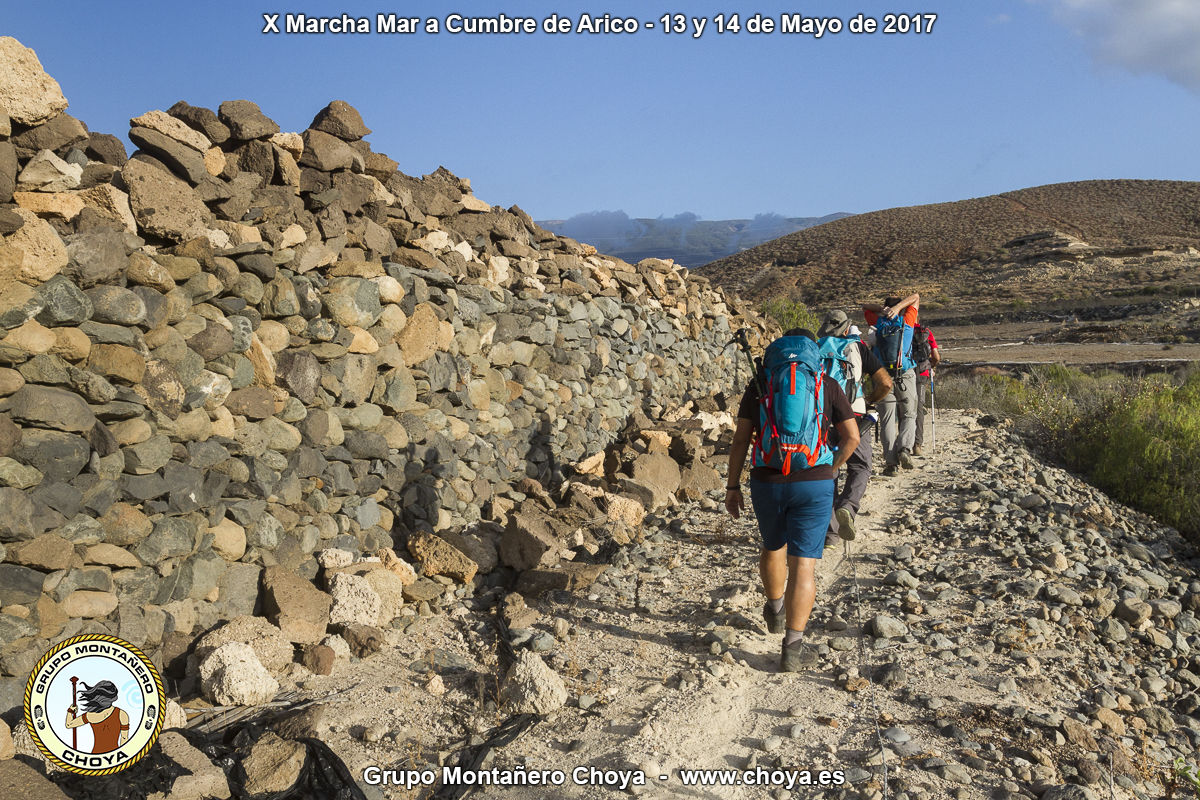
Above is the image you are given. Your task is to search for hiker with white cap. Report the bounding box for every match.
[817,311,893,546]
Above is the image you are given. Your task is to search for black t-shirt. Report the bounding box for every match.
[736,378,854,482]
[856,341,884,378]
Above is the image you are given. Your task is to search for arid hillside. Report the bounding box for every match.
[696,180,1200,306]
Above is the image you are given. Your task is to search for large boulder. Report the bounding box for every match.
[679,462,723,501]
[261,566,331,644]
[217,100,279,140]
[629,452,681,497]
[130,110,212,152]
[309,100,371,141]
[11,429,88,483]
[3,209,67,285]
[167,101,231,145]
[299,129,357,172]
[362,569,406,625]
[10,113,88,157]
[406,531,479,583]
[15,150,80,191]
[192,615,293,674]
[150,732,232,800]
[6,385,95,432]
[0,283,43,330]
[241,732,305,797]
[499,510,566,571]
[327,572,380,626]
[0,37,68,125]
[121,158,211,242]
[128,126,209,185]
[35,274,93,324]
[198,642,279,706]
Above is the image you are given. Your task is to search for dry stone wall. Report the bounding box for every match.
[0,37,770,710]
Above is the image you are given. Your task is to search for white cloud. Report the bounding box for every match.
[1042,0,1200,90]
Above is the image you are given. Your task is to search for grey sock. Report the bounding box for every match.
[767,597,784,614]
[784,628,805,646]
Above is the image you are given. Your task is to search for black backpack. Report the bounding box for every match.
[911,325,933,367]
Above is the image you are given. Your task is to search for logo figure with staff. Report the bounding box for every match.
[25,634,166,776]
[65,677,130,754]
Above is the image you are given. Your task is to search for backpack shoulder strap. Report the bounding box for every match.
[845,339,863,383]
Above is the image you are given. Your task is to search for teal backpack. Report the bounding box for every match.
[818,335,861,407]
[751,335,833,475]
[873,315,915,374]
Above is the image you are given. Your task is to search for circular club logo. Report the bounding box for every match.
[24,635,166,776]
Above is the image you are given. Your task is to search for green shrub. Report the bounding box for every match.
[1068,372,1200,538]
[760,296,820,335]
[939,365,1200,540]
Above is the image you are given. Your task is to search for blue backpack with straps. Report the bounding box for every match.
[818,335,860,406]
[752,335,833,475]
[873,315,915,373]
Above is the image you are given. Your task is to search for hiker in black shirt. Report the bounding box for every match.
[725,328,860,672]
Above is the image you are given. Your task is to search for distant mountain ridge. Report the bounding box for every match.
[696,179,1200,304]
[537,211,852,268]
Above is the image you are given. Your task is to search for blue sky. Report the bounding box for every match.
[6,1,1200,219]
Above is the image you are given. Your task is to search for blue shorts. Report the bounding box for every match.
[749,478,836,558]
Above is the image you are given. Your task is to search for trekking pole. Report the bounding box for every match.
[930,375,937,454]
[70,676,78,750]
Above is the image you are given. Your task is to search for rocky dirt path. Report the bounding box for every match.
[473,411,986,800]
[262,410,1199,800]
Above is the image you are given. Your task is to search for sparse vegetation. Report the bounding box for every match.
[1174,757,1200,795]
[938,365,1200,541]
[760,296,820,335]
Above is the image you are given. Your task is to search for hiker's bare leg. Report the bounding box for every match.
[760,546,786,602]
[785,555,817,632]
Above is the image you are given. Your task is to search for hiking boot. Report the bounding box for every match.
[762,602,785,634]
[824,534,840,549]
[912,445,924,456]
[780,639,819,672]
[898,449,915,470]
[836,507,856,541]
[881,464,898,477]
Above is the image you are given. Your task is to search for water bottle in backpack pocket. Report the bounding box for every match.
[752,335,833,476]
[873,315,915,373]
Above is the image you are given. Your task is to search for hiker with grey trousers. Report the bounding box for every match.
[817,311,894,547]
[912,324,940,455]
[862,293,921,476]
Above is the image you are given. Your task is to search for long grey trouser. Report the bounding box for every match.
[914,374,931,447]
[827,417,874,537]
[879,368,917,466]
